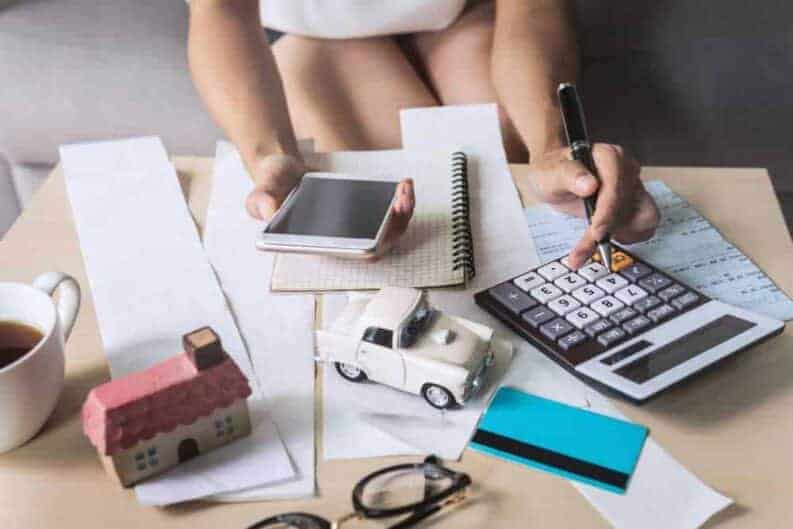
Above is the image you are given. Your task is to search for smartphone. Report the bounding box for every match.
[256,173,399,258]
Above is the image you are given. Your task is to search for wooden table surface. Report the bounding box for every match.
[1,160,791,529]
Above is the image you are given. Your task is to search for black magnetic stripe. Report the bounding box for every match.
[471,429,629,489]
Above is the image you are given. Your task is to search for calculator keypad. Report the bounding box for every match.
[554,273,587,293]
[530,283,563,304]
[596,273,629,294]
[478,247,707,365]
[548,294,581,315]
[514,271,545,292]
[537,262,568,281]
[591,296,625,317]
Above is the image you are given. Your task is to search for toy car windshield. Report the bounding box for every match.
[399,302,435,348]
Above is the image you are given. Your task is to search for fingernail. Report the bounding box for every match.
[257,204,270,220]
[575,174,595,193]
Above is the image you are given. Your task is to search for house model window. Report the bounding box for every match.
[81,326,253,488]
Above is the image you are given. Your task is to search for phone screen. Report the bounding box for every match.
[266,177,398,239]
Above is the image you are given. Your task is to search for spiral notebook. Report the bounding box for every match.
[270,149,475,292]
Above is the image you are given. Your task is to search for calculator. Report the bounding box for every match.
[475,247,785,401]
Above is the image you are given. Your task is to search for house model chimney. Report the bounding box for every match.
[183,327,226,370]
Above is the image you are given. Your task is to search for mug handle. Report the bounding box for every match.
[32,272,82,341]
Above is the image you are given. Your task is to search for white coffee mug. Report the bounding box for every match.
[0,272,81,453]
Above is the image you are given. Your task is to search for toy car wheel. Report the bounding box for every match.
[335,362,367,382]
[422,384,456,410]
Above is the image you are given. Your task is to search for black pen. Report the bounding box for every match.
[557,83,612,271]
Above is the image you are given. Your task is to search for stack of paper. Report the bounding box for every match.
[61,137,295,505]
[203,141,317,500]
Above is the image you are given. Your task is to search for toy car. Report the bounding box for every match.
[316,287,497,409]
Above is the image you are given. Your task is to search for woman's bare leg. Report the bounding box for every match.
[402,2,528,162]
[272,35,438,152]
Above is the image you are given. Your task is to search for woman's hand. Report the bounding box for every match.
[245,153,307,220]
[527,143,660,269]
[245,153,415,255]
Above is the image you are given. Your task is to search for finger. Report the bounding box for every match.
[537,159,600,204]
[586,144,628,242]
[394,178,415,215]
[568,229,597,270]
[377,179,416,257]
[613,187,660,244]
[245,187,282,221]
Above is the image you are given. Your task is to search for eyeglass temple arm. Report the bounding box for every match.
[387,504,442,529]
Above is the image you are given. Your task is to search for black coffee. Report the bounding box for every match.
[0,320,43,369]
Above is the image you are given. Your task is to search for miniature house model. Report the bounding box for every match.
[82,327,252,487]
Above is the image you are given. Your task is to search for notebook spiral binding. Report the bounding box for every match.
[450,151,476,280]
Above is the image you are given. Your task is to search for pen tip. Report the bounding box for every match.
[599,244,612,272]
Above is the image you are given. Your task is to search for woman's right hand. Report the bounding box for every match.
[245,153,307,220]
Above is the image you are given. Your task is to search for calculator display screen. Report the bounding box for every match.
[615,315,755,383]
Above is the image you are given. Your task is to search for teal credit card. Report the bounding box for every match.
[470,387,648,493]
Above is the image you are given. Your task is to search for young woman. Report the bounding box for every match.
[187,0,659,267]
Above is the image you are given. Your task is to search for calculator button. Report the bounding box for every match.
[620,262,653,282]
[571,284,605,304]
[554,273,587,293]
[658,284,686,302]
[584,318,614,337]
[595,273,630,294]
[623,315,652,335]
[566,307,600,329]
[540,318,574,341]
[537,262,569,281]
[638,273,674,293]
[522,306,556,328]
[597,327,627,347]
[548,294,581,315]
[610,307,638,324]
[489,283,537,315]
[529,283,563,304]
[647,304,676,323]
[671,292,699,310]
[590,296,625,317]
[632,295,662,313]
[577,262,609,281]
[614,285,648,306]
[513,272,545,292]
[558,330,587,351]
[611,251,634,272]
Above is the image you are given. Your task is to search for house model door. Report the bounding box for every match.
[178,438,199,463]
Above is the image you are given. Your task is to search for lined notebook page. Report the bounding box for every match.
[271,149,464,291]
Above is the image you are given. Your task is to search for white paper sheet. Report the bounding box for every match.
[60,137,294,505]
[203,141,317,500]
[321,105,529,460]
[525,180,793,320]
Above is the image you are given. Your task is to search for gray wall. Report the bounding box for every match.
[576,1,793,195]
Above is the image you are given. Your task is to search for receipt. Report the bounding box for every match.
[525,180,793,321]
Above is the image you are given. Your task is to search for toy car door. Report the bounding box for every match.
[357,326,405,387]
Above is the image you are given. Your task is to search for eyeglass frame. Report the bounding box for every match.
[247,455,472,529]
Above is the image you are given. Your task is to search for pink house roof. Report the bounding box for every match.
[82,352,251,456]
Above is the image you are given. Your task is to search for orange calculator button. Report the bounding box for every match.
[611,251,634,271]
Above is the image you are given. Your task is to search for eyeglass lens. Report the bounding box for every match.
[357,465,455,511]
[249,513,329,529]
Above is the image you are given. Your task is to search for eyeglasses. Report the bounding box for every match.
[247,456,472,529]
